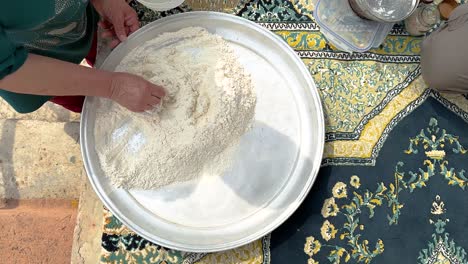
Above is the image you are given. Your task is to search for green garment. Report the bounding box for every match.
[0,0,98,113]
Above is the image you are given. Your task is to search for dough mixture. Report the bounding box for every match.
[94,27,256,189]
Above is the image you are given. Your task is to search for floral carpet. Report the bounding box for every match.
[100,0,468,263]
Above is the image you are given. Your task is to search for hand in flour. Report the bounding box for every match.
[109,73,166,112]
[91,0,139,48]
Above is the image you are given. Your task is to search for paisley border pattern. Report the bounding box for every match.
[323,89,468,166]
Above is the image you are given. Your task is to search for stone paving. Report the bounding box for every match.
[0,98,102,263]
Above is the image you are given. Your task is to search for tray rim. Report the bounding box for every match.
[80,11,325,252]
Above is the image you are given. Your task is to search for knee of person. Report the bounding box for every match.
[421,63,435,85]
[421,67,453,91]
[421,58,452,90]
[422,71,453,90]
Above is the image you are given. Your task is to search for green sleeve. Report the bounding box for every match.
[0,28,51,113]
[0,27,28,79]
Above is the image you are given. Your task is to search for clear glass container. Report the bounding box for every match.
[404,4,440,36]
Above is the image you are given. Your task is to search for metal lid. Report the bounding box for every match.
[360,0,420,22]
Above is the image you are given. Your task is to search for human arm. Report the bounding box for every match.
[0,53,165,112]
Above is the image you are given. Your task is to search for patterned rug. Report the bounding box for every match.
[100,0,468,263]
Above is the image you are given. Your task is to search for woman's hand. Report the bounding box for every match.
[109,73,166,112]
[0,54,165,113]
[91,0,139,48]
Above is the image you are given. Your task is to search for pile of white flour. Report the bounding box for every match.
[94,27,256,189]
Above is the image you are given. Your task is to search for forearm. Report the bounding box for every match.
[0,53,113,98]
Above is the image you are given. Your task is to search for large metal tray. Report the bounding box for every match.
[80,12,324,252]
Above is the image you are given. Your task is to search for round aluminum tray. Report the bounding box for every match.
[80,12,324,252]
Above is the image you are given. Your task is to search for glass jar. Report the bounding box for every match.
[404,4,441,36]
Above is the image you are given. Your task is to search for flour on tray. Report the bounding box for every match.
[94,27,256,189]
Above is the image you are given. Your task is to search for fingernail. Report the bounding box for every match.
[119,35,127,41]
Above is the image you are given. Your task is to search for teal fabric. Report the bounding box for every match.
[0,91,51,114]
[0,0,98,113]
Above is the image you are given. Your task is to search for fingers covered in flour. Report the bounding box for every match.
[150,84,166,99]
[96,28,257,190]
[147,96,161,107]
[109,72,166,112]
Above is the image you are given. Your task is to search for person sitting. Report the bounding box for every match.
[421,3,468,94]
[0,0,165,113]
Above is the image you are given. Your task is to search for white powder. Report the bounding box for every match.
[94,27,256,189]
